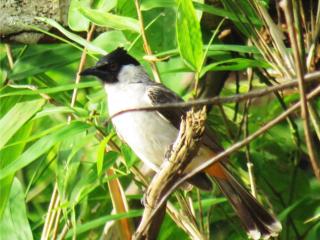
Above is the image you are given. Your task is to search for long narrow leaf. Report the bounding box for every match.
[79,7,140,33]
[0,121,91,180]
[0,99,45,149]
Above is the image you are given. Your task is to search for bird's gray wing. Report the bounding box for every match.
[147,84,223,153]
[147,84,225,191]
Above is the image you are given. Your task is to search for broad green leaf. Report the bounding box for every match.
[92,31,128,52]
[68,0,91,31]
[201,58,270,76]
[79,7,140,32]
[92,0,117,10]
[65,210,142,237]
[8,45,81,81]
[0,99,45,149]
[57,132,96,204]
[0,178,33,240]
[0,122,33,219]
[37,17,107,55]
[176,0,203,71]
[0,121,91,180]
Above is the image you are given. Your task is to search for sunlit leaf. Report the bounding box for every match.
[68,0,91,31]
[201,58,270,76]
[37,17,107,55]
[0,99,45,149]
[176,0,203,71]
[8,45,81,81]
[0,121,91,180]
[79,7,140,32]
[65,210,142,237]
[0,178,33,239]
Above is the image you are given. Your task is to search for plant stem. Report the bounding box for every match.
[134,0,161,83]
[281,0,320,180]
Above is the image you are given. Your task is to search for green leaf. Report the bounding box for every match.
[65,210,142,237]
[8,45,81,81]
[121,144,139,169]
[141,0,177,10]
[278,197,307,221]
[176,0,203,71]
[193,2,262,26]
[79,7,140,32]
[92,31,128,52]
[0,122,33,219]
[37,17,107,55]
[92,0,117,10]
[0,178,33,239]
[156,44,260,58]
[97,133,114,177]
[0,121,91,180]
[201,58,270,76]
[68,0,91,31]
[0,99,45,149]
[0,81,100,98]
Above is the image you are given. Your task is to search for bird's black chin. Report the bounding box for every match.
[80,67,117,83]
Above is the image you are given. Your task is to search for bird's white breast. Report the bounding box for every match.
[105,83,179,171]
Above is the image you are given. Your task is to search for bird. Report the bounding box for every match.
[81,47,282,239]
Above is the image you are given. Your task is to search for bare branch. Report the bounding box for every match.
[134,107,207,240]
[141,84,320,224]
[109,71,320,121]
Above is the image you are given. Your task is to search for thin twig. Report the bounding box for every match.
[243,69,257,197]
[41,184,59,240]
[67,24,96,122]
[281,0,320,180]
[196,189,205,232]
[134,0,161,83]
[5,44,14,69]
[109,71,320,121]
[140,85,320,225]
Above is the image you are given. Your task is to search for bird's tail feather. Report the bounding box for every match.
[213,165,282,239]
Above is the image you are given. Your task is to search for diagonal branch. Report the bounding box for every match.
[141,84,320,225]
[134,107,207,240]
[109,71,320,120]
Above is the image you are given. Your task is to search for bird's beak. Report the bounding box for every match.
[80,67,99,77]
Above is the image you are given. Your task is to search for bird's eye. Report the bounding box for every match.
[109,63,118,71]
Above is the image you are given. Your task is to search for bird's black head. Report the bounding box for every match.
[80,48,140,83]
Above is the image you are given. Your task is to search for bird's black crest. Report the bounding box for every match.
[97,47,139,67]
[80,47,140,83]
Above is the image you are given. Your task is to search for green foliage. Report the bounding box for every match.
[0,178,33,240]
[176,0,203,72]
[1,0,319,239]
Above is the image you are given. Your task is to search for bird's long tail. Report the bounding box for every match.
[205,163,282,240]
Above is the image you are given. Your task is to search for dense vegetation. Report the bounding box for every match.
[0,0,319,239]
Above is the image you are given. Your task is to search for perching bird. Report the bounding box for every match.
[81,48,282,239]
